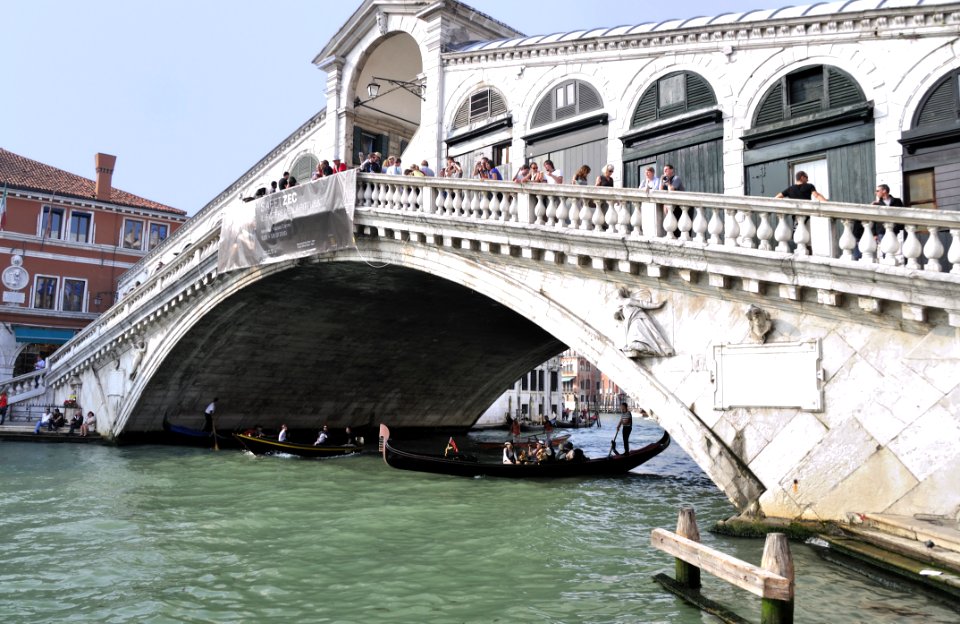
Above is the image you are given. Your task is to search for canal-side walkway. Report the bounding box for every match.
[0,423,103,444]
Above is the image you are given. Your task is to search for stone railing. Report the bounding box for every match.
[2,369,48,404]
[356,174,960,274]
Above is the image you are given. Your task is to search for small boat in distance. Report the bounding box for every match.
[234,433,362,459]
[379,424,670,479]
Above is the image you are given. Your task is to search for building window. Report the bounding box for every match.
[631,71,717,127]
[68,211,92,243]
[290,154,318,184]
[905,170,937,209]
[40,206,65,239]
[34,275,59,310]
[122,219,144,250]
[452,88,508,130]
[787,66,824,115]
[753,65,865,127]
[63,278,87,312]
[531,80,603,128]
[149,223,169,250]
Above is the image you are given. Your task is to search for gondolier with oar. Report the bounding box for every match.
[613,402,633,454]
[203,398,218,432]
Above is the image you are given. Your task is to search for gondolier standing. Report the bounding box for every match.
[203,398,218,432]
[615,402,633,453]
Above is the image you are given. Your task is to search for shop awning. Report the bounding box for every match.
[13,325,77,345]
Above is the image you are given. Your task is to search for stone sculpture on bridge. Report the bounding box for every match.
[746,306,773,344]
[614,287,674,359]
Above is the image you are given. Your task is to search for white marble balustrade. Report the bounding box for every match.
[357,174,960,273]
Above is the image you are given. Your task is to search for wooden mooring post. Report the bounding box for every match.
[651,507,795,624]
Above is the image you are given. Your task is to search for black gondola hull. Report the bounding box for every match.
[234,433,362,459]
[379,424,669,478]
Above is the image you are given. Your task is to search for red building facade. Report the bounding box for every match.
[0,149,186,379]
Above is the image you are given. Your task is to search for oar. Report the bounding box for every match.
[609,424,621,456]
[211,413,220,451]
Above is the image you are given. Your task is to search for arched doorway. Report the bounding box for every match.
[349,33,423,166]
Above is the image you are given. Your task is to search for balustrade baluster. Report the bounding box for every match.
[555,196,569,229]
[617,202,630,235]
[724,209,739,247]
[534,194,546,225]
[579,199,594,230]
[545,196,557,226]
[948,229,960,274]
[677,206,692,241]
[923,227,944,272]
[489,193,500,221]
[605,201,619,234]
[663,206,678,239]
[400,185,410,211]
[442,189,453,216]
[859,222,877,263]
[630,201,643,237]
[413,186,423,212]
[879,222,902,266]
[756,212,774,251]
[793,215,811,255]
[480,192,491,219]
[737,210,757,248]
[707,208,723,245]
[507,194,518,222]
[774,214,793,252]
[378,183,389,208]
[569,198,582,229]
[592,201,606,231]
[453,190,464,217]
[363,182,374,206]
[902,225,923,269]
[839,219,857,261]
[692,206,708,244]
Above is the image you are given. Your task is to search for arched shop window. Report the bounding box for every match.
[452,88,508,130]
[290,154,319,184]
[631,71,717,127]
[531,80,603,128]
[753,65,865,126]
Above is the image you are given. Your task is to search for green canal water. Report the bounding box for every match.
[1,418,955,623]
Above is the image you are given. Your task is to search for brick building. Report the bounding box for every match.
[0,149,186,379]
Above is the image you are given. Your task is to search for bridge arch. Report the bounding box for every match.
[119,241,762,509]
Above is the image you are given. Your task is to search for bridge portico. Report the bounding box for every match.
[32,172,960,524]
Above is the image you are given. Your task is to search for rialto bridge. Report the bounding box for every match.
[22,171,960,524]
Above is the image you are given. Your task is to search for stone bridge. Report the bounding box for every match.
[37,172,960,522]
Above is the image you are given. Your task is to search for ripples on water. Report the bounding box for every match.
[0,418,955,623]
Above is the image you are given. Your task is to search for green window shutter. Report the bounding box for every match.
[453,99,471,129]
[291,154,318,183]
[532,95,554,128]
[352,126,364,164]
[827,67,864,109]
[490,89,507,116]
[686,73,716,110]
[755,82,785,126]
[577,81,603,113]
[916,74,957,127]
[632,87,658,127]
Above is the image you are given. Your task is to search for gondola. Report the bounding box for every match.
[379,424,670,478]
[233,432,362,459]
[162,417,236,448]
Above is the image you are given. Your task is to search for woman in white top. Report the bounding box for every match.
[278,424,288,442]
[502,441,518,464]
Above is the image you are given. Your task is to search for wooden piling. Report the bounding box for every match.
[675,507,702,590]
[760,533,795,624]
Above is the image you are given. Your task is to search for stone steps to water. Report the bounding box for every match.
[0,424,103,443]
[861,513,960,553]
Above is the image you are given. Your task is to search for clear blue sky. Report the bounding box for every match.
[1,0,787,215]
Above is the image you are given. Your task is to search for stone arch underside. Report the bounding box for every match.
[123,261,566,435]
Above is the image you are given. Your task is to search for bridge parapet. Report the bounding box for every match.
[355,174,960,326]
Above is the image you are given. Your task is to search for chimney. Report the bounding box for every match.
[94,152,117,201]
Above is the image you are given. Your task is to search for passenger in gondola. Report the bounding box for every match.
[544,440,557,462]
[344,426,361,446]
[534,440,550,464]
[278,424,289,442]
[314,425,330,446]
[502,441,518,464]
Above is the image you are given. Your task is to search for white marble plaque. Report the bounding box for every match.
[713,340,823,411]
[3,291,25,304]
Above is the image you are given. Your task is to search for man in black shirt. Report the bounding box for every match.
[872,184,903,207]
[775,170,827,201]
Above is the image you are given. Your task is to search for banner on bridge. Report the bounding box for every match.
[217,169,357,273]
